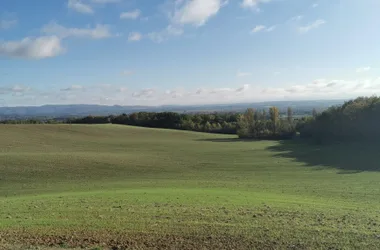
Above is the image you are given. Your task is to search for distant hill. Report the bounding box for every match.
[0,100,344,120]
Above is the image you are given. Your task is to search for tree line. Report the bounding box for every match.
[68,112,240,134]
[0,108,312,139]
[3,96,377,143]
[64,109,311,139]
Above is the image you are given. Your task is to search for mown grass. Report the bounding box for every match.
[1,124,380,249]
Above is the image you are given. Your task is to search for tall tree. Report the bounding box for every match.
[269,106,280,135]
[287,107,293,125]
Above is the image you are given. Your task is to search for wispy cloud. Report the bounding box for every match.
[0,19,17,29]
[90,0,121,3]
[42,22,111,39]
[132,88,155,98]
[0,36,64,59]
[299,19,326,33]
[120,9,141,20]
[356,67,371,73]
[67,0,94,14]
[312,3,319,8]
[5,77,380,106]
[251,25,275,33]
[237,71,251,77]
[241,0,271,9]
[148,25,183,43]
[290,15,303,22]
[121,70,134,76]
[60,85,85,91]
[128,32,142,41]
[0,85,31,95]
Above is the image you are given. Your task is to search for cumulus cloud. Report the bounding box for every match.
[0,36,64,59]
[120,9,141,19]
[68,0,94,14]
[173,0,227,26]
[128,32,142,41]
[356,67,371,73]
[299,19,326,33]
[42,22,111,39]
[0,19,17,29]
[241,0,271,9]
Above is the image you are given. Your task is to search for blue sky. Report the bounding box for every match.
[0,0,379,106]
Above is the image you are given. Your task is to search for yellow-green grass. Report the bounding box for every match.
[1,125,380,249]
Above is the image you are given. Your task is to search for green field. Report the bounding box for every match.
[1,125,380,249]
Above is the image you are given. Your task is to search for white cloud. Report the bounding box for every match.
[251,25,275,33]
[118,87,128,92]
[241,0,271,9]
[173,0,227,26]
[356,67,371,73]
[0,36,64,59]
[299,19,326,33]
[68,0,94,14]
[237,71,251,77]
[251,25,266,33]
[42,22,111,39]
[128,32,142,42]
[290,15,303,22]
[312,3,319,8]
[120,9,141,20]
[236,84,250,92]
[5,77,380,106]
[148,25,184,43]
[132,88,155,98]
[0,19,17,29]
[266,26,276,32]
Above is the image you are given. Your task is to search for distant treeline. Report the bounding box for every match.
[69,112,239,134]
[66,109,311,139]
[300,96,380,142]
[0,109,312,138]
[2,96,377,142]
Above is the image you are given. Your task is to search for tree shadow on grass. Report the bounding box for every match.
[196,138,282,143]
[266,140,380,173]
[195,138,254,143]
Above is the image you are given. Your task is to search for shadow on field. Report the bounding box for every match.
[267,140,380,173]
[196,138,252,143]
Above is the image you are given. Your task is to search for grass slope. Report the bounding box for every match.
[1,124,380,249]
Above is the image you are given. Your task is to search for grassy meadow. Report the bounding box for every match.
[1,124,380,249]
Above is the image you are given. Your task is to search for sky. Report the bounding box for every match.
[0,0,379,107]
